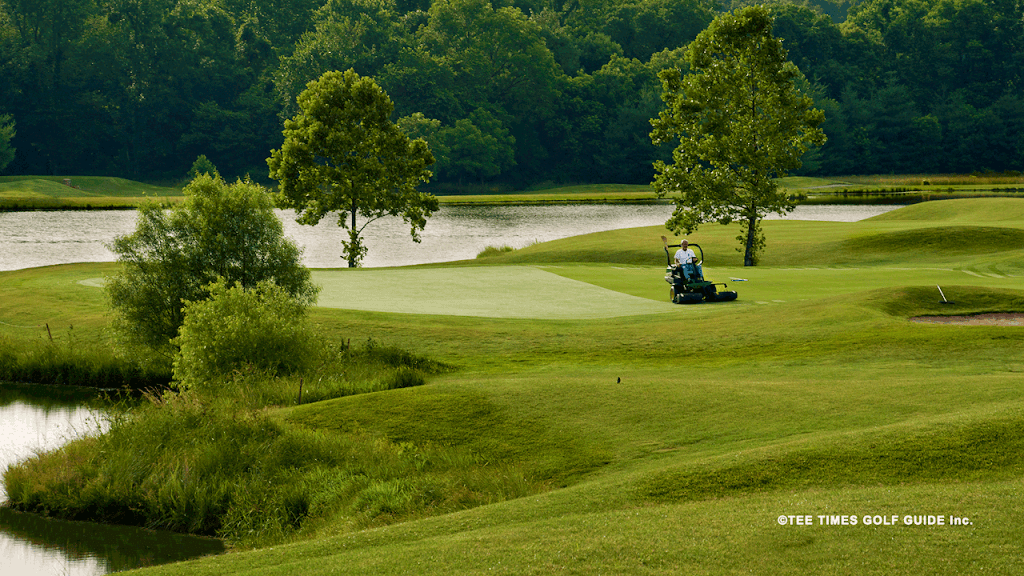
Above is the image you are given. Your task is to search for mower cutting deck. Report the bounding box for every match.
[662,237,738,304]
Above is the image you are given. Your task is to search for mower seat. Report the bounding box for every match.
[680,263,702,282]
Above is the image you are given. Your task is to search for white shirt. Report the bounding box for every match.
[674,247,696,264]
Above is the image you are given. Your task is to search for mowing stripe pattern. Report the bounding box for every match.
[311,267,677,319]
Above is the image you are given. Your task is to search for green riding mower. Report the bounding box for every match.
[661,236,738,304]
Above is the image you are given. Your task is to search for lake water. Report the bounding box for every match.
[0,204,898,272]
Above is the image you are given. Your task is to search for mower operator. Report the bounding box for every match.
[674,240,702,280]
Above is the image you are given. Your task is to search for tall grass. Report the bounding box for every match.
[476,244,515,258]
[0,330,169,389]
[215,339,451,409]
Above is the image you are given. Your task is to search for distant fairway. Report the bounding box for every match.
[312,267,678,319]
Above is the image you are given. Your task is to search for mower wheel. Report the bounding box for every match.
[676,293,703,305]
[712,291,738,302]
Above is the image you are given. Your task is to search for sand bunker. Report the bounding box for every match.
[911,313,1024,326]
[312,267,676,319]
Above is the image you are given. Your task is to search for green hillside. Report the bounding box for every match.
[0,176,182,208]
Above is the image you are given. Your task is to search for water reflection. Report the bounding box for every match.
[0,385,225,576]
[0,507,224,575]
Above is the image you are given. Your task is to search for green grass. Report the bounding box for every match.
[310,268,675,318]
[0,176,183,209]
[435,183,658,205]
[2,197,1024,574]
[779,175,1024,205]
[2,176,1019,209]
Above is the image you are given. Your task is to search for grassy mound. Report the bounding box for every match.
[0,175,180,197]
[866,285,1024,318]
[868,197,1024,222]
[636,408,1024,503]
[843,226,1024,255]
[461,227,671,266]
[285,386,613,485]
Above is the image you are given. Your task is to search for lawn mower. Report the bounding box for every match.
[661,236,738,304]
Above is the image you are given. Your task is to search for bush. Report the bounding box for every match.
[172,279,322,392]
[382,366,426,389]
[106,174,317,359]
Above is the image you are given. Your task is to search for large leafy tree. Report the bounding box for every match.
[650,5,826,266]
[268,69,436,267]
[106,174,316,361]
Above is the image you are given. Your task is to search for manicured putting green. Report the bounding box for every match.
[312,267,677,319]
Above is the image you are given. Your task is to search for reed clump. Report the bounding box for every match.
[0,329,169,390]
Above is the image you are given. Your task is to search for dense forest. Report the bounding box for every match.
[0,0,1021,187]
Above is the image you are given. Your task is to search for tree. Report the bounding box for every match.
[187,154,219,180]
[268,69,437,268]
[274,0,408,118]
[106,174,317,361]
[0,114,14,172]
[650,5,826,266]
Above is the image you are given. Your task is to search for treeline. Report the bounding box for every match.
[0,0,1021,187]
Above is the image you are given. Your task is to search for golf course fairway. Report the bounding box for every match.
[2,198,1024,575]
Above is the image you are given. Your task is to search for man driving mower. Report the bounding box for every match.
[673,239,703,281]
[662,236,737,304]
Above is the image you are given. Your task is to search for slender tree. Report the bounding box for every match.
[268,69,437,267]
[650,5,826,266]
[0,114,14,172]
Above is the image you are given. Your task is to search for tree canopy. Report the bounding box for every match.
[650,5,826,266]
[0,0,1021,183]
[106,174,317,360]
[268,69,437,267]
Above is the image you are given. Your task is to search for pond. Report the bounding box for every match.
[0,203,899,272]
[0,387,225,575]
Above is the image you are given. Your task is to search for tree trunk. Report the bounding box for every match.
[348,199,358,268]
[744,215,757,266]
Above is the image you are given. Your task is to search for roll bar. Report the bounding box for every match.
[664,242,704,267]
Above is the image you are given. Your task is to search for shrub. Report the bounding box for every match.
[172,279,322,392]
[476,244,514,258]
